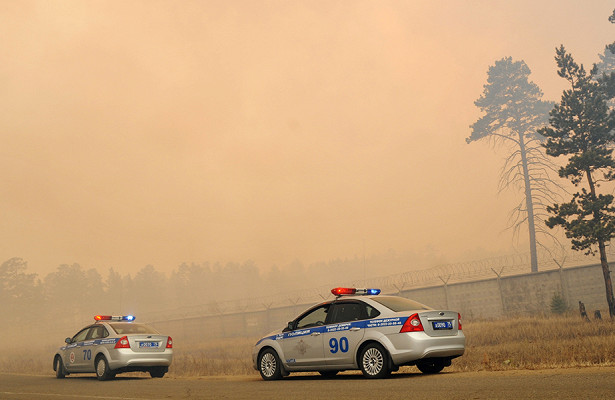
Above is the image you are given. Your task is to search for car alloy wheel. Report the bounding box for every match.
[95,356,114,381]
[360,343,390,379]
[54,357,66,379]
[259,349,282,380]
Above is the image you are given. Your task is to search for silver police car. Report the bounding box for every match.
[53,315,173,380]
[252,288,465,380]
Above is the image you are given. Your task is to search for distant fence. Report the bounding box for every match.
[144,249,610,324]
[149,259,614,341]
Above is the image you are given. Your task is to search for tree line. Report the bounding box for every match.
[0,250,427,325]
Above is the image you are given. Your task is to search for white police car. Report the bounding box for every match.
[252,288,465,380]
[53,315,173,380]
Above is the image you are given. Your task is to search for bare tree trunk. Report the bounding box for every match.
[519,133,538,273]
[587,168,615,317]
[598,239,615,317]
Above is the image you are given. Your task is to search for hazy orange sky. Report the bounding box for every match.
[1,1,614,276]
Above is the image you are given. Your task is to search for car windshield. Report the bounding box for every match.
[109,323,160,335]
[371,296,432,312]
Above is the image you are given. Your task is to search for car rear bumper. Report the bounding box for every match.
[108,349,173,370]
[385,331,465,366]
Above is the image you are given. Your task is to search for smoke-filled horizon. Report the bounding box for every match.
[2,1,614,277]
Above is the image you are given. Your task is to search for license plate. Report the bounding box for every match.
[432,321,453,330]
[139,341,159,348]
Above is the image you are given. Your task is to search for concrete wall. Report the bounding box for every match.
[400,263,610,319]
[150,263,613,341]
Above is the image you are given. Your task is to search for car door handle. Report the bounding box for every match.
[311,332,321,336]
[350,327,361,331]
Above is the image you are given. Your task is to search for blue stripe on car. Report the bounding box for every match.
[256,316,408,345]
[61,338,119,350]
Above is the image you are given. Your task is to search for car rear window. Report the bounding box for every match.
[109,323,159,335]
[371,296,432,312]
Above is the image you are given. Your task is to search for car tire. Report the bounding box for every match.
[416,359,445,374]
[359,343,390,379]
[318,370,339,378]
[95,355,115,381]
[54,356,66,379]
[258,348,283,381]
[149,367,167,378]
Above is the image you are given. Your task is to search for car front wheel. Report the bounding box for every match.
[54,356,66,379]
[359,343,390,379]
[258,348,283,381]
[95,355,115,381]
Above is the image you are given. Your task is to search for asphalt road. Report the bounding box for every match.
[1,368,615,400]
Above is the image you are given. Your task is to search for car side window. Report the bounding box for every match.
[329,302,372,323]
[295,305,330,329]
[71,327,91,343]
[365,304,380,319]
[87,325,107,340]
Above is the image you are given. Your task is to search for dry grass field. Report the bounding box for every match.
[449,314,615,372]
[2,315,614,377]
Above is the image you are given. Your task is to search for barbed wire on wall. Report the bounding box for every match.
[144,246,615,324]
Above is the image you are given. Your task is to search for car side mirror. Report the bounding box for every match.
[65,337,71,344]
[282,321,293,332]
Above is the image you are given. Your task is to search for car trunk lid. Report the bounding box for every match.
[417,311,460,337]
[127,335,169,352]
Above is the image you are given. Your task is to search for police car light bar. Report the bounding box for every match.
[94,315,136,322]
[331,287,381,296]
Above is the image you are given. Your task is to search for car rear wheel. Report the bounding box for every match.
[258,348,283,381]
[149,367,167,378]
[416,358,445,374]
[359,343,390,379]
[54,356,66,379]
[95,355,115,381]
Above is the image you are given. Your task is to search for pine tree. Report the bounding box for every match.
[468,57,557,273]
[550,292,568,315]
[539,45,615,318]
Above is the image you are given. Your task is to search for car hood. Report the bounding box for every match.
[262,327,284,339]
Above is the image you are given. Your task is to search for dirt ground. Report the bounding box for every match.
[1,367,615,399]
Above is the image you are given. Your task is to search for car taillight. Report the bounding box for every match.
[400,313,424,333]
[114,336,130,349]
[458,313,462,330]
[166,337,173,349]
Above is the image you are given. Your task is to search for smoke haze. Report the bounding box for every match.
[1,1,614,277]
